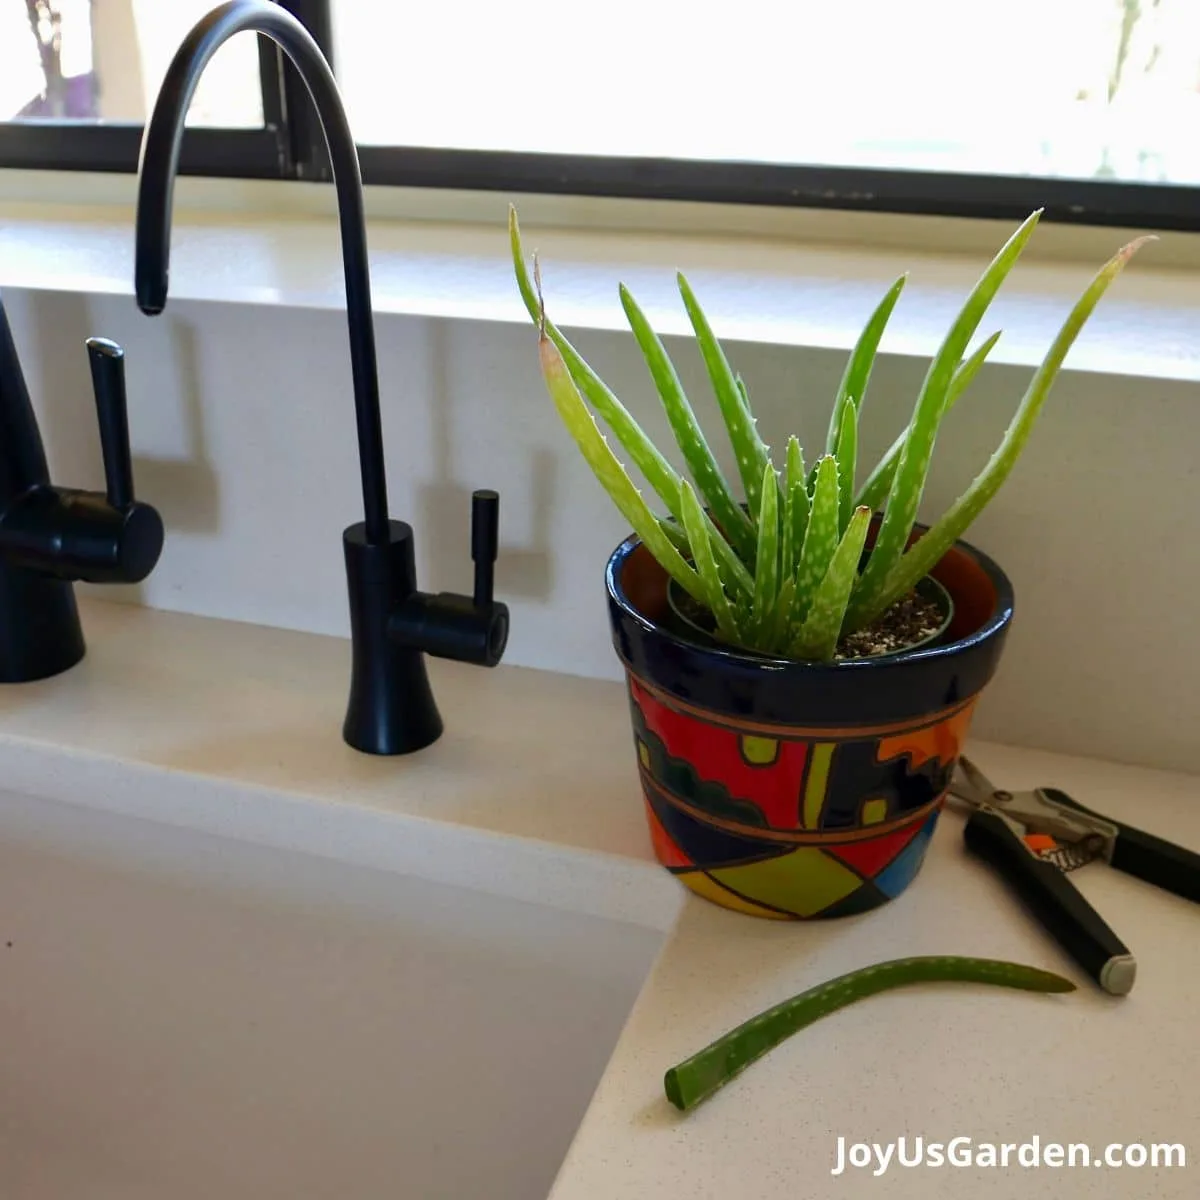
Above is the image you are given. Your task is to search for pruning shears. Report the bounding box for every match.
[948,756,1200,996]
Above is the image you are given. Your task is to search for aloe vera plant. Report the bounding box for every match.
[512,207,1150,659]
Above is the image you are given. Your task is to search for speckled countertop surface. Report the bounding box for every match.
[1,599,1197,1198]
[549,749,1200,1199]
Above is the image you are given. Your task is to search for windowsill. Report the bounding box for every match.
[2,171,1198,382]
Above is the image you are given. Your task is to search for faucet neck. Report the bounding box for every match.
[134,0,390,543]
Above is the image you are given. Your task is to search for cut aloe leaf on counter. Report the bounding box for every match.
[663,956,1075,1113]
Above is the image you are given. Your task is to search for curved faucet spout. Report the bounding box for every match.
[135,0,510,755]
[134,0,389,543]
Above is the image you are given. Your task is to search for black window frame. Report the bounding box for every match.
[2,0,1198,232]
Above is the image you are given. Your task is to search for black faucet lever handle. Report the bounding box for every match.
[86,337,135,510]
[471,488,499,607]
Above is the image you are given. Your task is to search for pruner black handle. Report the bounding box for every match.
[1040,788,1200,905]
[964,808,1136,996]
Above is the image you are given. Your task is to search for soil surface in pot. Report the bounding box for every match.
[673,587,947,660]
[835,590,946,658]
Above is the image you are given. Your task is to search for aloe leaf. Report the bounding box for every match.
[749,462,780,635]
[846,210,1043,629]
[780,436,808,579]
[835,398,859,535]
[789,506,871,659]
[661,517,755,603]
[732,590,756,642]
[620,284,758,564]
[790,455,840,627]
[765,577,797,652]
[826,274,906,454]
[740,604,764,649]
[737,373,781,503]
[514,208,753,606]
[952,327,1003,394]
[679,480,742,642]
[660,514,754,603]
[864,236,1152,624]
[537,330,703,602]
[657,515,691,553]
[856,329,1003,515]
[737,375,781,498]
[735,373,752,413]
[706,516,756,600]
[664,956,1074,1112]
[677,273,773,514]
[510,207,683,516]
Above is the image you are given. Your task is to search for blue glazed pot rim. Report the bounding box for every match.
[604,526,1015,729]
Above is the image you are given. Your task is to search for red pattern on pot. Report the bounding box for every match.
[631,675,976,918]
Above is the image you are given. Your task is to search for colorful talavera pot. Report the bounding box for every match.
[605,528,1014,920]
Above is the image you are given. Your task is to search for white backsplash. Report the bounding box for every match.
[5,285,1198,773]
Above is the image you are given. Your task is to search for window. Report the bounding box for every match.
[0,1,261,124]
[2,0,1199,229]
[0,0,311,175]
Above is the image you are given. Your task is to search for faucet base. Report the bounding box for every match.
[342,521,444,756]
[0,564,85,682]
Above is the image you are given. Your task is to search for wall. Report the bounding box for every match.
[5,286,1198,773]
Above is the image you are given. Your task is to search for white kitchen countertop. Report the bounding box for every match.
[0,598,678,930]
[549,753,1200,1199]
[2,599,1197,1198]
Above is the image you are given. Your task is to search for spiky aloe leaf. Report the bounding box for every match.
[856,329,1003,515]
[790,455,840,627]
[736,375,782,500]
[510,206,683,515]
[669,513,754,606]
[677,274,773,514]
[826,274,906,455]
[709,522,756,599]
[766,577,797,651]
[846,210,1044,629]
[835,398,859,535]
[749,462,780,639]
[781,436,809,578]
[620,284,757,564]
[659,509,755,603]
[678,480,742,643]
[657,515,692,553]
[513,208,752,602]
[732,589,755,641]
[537,328,703,602]
[790,506,872,660]
[864,236,1152,624]
[737,373,782,505]
[735,373,752,413]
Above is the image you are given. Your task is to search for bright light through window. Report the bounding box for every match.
[0,0,262,126]
[331,0,1200,185]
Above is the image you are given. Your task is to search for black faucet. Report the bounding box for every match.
[133,0,509,756]
[0,291,164,682]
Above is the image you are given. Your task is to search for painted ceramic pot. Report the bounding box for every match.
[605,528,1014,920]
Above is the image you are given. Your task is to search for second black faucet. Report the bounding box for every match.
[0,291,163,683]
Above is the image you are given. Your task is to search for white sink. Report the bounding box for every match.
[0,789,664,1200]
